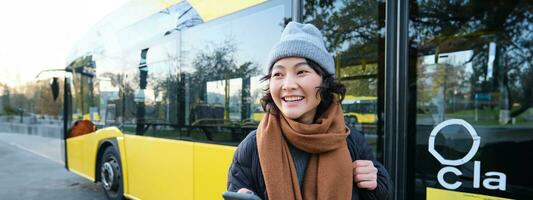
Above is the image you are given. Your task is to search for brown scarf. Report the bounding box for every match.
[257,103,352,200]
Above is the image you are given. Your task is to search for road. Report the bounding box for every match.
[0,133,107,200]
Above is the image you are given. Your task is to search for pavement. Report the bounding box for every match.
[0,132,107,200]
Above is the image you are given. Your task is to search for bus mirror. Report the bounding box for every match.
[50,77,60,101]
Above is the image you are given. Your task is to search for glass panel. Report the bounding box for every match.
[250,75,267,123]
[93,55,123,128]
[180,0,291,145]
[115,0,291,145]
[410,0,533,198]
[68,56,99,123]
[303,0,386,160]
[121,67,139,133]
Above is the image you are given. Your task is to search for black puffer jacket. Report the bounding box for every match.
[227,128,392,200]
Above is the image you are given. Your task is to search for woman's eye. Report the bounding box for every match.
[272,73,282,77]
[297,70,308,75]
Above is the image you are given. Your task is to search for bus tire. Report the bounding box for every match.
[350,116,358,124]
[100,146,124,200]
[345,115,358,124]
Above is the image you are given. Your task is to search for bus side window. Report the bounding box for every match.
[104,103,117,126]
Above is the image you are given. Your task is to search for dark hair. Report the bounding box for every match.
[260,58,346,121]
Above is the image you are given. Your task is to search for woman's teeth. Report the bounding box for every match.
[284,96,304,102]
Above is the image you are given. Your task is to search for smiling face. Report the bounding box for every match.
[269,57,323,124]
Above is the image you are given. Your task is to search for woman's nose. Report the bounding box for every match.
[282,75,298,91]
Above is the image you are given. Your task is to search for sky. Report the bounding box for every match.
[0,0,128,87]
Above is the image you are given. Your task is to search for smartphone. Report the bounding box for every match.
[222,191,262,200]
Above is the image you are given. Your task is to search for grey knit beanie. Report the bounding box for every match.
[266,22,335,75]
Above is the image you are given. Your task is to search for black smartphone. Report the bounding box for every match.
[222,191,262,200]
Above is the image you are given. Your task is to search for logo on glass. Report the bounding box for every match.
[428,119,506,191]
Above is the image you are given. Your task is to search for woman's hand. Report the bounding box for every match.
[353,160,378,191]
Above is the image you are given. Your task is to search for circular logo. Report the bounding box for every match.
[428,119,481,166]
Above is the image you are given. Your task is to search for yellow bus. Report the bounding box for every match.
[341,95,377,124]
[62,1,290,199]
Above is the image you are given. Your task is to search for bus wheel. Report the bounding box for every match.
[350,116,358,124]
[345,116,358,125]
[100,147,124,200]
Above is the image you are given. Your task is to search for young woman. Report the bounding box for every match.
[227,22,391,200]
